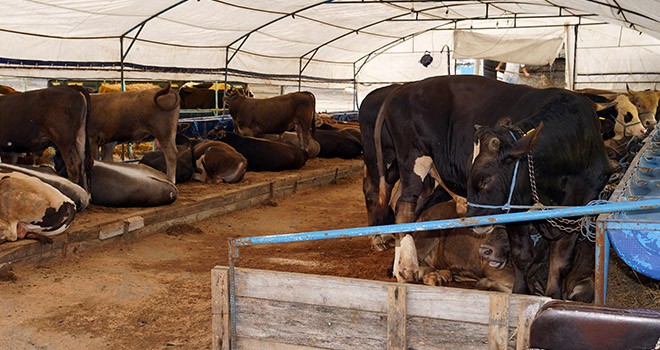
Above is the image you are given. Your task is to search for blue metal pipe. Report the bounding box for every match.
[233,199,660,246]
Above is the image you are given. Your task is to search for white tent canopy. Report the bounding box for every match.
[0,0,658,92]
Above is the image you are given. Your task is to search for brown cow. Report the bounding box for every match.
[0,84,18,94]
[0,86,92,190]
[397,200,514,292]
[88,85,180,184]
[192,140,247,184]
[627,84,660,129]
[223,89,316,153]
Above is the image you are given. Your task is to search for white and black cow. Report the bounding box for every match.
[0,172,76,243]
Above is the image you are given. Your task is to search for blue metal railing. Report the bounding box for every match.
[226,198,660,349]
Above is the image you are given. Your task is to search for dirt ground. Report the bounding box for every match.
[0,173,657,350]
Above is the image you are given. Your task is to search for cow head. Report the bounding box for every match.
[611,95,646,139]
[627,84,659,129]
[467,121,544,234]
[478,225,510,269]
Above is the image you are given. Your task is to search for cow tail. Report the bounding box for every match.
[154,82,180,111]
[375,98,389,209]
[309,92,317,137]
[70,86,94,192]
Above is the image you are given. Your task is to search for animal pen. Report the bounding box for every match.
[213,127,660,349]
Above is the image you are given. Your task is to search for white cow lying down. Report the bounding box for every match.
[0,171,76,243]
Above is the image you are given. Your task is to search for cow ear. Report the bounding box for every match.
[595,100,617,111]
[496,117,512,127]
[487,137,500,152]
[510,122,544,159]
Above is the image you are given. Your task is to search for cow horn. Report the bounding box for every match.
[474,124,483,131]
[487,137,500,152]
[626,83,636,94]
[595,100,617,112]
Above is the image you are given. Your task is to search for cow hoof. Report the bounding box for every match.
[370,234,396,252]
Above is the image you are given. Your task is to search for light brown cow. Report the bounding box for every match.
[0,172,76,243]
[399,200,514,292]
[223,90,316,153]
[88,85,180,183]
[0,84,17,94]
[627,84,660,129]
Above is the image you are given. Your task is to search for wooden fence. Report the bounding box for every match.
[212,267,551,350]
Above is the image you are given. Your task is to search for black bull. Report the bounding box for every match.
[371,75,609,299]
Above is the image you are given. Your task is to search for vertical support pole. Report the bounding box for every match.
[228,238,240,350]
[488,293,510,350]
[595,220,610,305]
[572,24,579,91]
[120,38,126,92]
[387,285,406,349]
[223,47,230,114]
[353,63,358,111]
[212,267,230,350]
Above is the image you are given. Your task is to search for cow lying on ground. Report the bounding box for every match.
[207,129,308,172]
[478,227,595,302]
[89,161,178,207]
[192,140,247,184]
[0,163,90,212]
[467,90,611,299]
[261,131,321,158]
[0,86,93,190]
[140,134,196,184]
[314,129,363,159]
[88,84,180,184]
[402,200,514,293]
[0,172,76,243]
[223,89,316,153]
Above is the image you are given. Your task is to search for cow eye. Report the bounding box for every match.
[479,176,492,190]
[624,112,633,123]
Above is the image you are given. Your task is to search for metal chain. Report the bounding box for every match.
[526,139,583,234]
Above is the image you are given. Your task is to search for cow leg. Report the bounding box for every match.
[395,233,419,283]
[507,223,534,295]
[56,145,83,188]
[545,233,578,299]
[24,232,54,244]
[101,142,116,161]
[157,135,178,184]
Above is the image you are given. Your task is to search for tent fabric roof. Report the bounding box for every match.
[0,0,658,86]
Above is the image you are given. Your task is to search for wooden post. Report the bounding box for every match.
[212,267,230,350]
[488,293,510,350]
[515,299,546,350]
[387,285,407,349]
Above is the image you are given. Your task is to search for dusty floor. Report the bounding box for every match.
[0,173,657,350]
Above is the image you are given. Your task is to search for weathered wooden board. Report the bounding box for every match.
[212,267,551,350]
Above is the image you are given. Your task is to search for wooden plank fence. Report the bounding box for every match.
[212,267,551,350]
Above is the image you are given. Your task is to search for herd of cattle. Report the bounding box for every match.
[0,84,362,244]
[1,75,659,303]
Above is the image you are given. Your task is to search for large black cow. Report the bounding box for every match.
[466,90,611,299]
[359,84,402,228]
[372,75,607,287]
